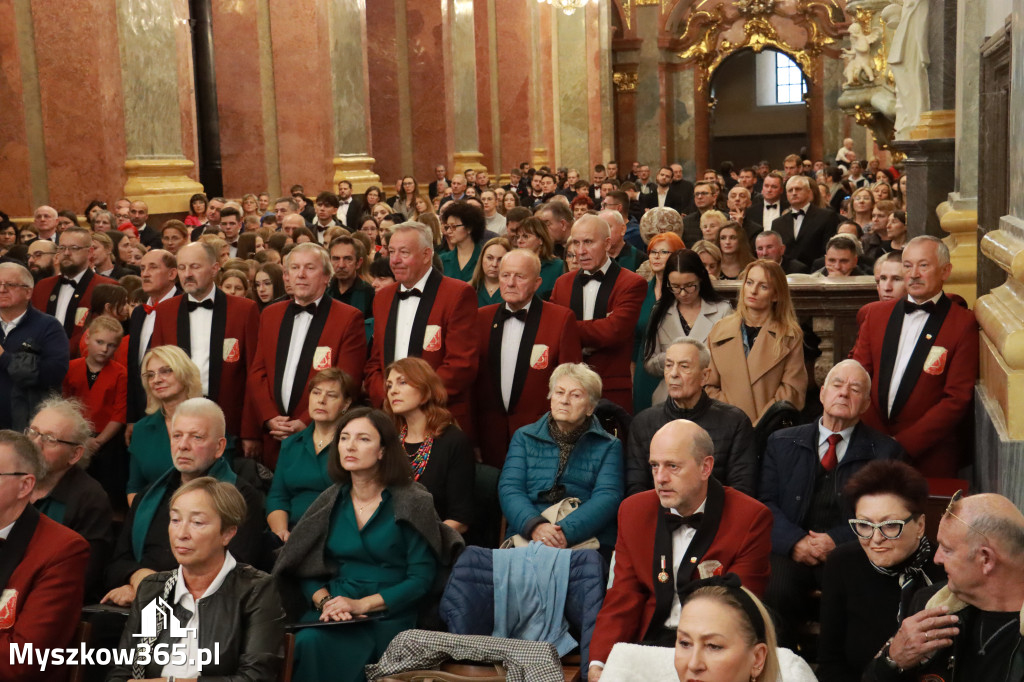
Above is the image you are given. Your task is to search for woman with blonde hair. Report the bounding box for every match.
[699,209,729,244]
[691,240,723,279]
[705,259,806,424]
[469,237,512,306]
[849,187,875,232]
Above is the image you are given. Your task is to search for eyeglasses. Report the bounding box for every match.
[649,249,674,257]
[141,366,175,381]
[442,223,464,232]
[943,490,991,541]
[24,427,80,448]
[667,282,700,294]
[849,515,916,540]
[56,245,88,253]
[0,282,31,291]
[0,472,30,477]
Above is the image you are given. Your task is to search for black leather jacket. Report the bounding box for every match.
[106,562,285,682]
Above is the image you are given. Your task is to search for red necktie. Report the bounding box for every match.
[822,433,842,471]
[143,304,156,314]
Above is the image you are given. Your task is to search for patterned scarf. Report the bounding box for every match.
[132,571,178,679]
[868,535,934,622]
[547,416,589,476]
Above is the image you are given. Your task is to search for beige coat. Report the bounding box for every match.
[704,314,807,424]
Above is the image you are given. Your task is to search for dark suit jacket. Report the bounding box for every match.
[0,305,69,430]
[849,295,979,476]
[749,195,789,229]
[125,286,181,423]
[367,269,478,430]
[770,205,840,267]
[758,421,903,555]
[641,185,693,217]
[136,224,163,250]
[550,262,647,413]
[589,480,772,664]
[151,289,260,437]
[671,178,696,214]
[681,211,704,246]
[0,506,90,682]
[338,198,363,230]
[30,270,117,356]
[428,178,449,200]
[473,299,582,467]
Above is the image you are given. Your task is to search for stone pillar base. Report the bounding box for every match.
[909,109,957,140]
[975,386,1024,508]
[889,138,955,239]
[936,201,978,307]
[453,151,487,177]
[332,156,381,194]
[124,159,205,215]
[530,147,548,170]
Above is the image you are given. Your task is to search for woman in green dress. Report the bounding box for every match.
[439,201,486,282]
[514,216,565,299]
[267,368,355,541]
[126,345,203,506]
[273,407,463,682]
[469,237,512,307]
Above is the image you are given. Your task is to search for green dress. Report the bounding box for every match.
[266,424,333,524]
[539,257,565,299]
[477,284,503,307]
[126,412,171,495]
[632,281,659,414]
[293,487,437,682]
[615,243,647,272]
[440,240,484,282]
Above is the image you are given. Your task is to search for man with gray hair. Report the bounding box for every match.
[599,206,645,272]
[365,222,478,430]
[0,429,90,680]
[26,397,113,602]
[104,398,266,606]
[191,196,227,241]
[31,205,59,243]
[771,173,840,266]
[627,339,757,496]
[851,235,979,477]
[589,418,772,680]
[759,359,904,646]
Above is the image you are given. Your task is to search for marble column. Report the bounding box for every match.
[450,0,487,176]
[494,0,532,179]
[328,0,380,193]
[530,1,552,169]
[556,10,591,173]
[613,66,639,170]
[117,0,202,214]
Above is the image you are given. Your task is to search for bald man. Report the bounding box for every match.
[599,208,645,272]
[128,200,161,249]
[866,492,1024,681]
[32,205,59,243]
[589,419,772,680]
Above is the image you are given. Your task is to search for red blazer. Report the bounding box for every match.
[150,290,260,437]
[62,358,127,432]
[31,270,117,358]
[589,482,772,664]
[0,507,90,682]
[366,269,478,429]
[550,261,648,413]
[473,298,582,467]
[246,296,366,438]
[850,294,979,477]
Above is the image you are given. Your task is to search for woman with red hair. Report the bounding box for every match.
[384,357,475,534]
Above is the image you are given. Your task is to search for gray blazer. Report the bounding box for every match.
[644,298,733,404]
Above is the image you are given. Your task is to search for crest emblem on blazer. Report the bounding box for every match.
[313,346,333,370]
[0,589,17,629]
[530,344,550,370]
[74,307,89,327]
[924,346,947,375]
[223,338,240,363]
[423,324,442,352]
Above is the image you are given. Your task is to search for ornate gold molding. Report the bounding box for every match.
[613,71,639,92]
[331,155,381,194]
[123,159,204,215]
[621,0,632,29]
[635,0,661,6]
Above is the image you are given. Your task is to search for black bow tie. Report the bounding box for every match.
[289,301,317,316]
[765,204,778,210]
[59,276,77,289]
[904,300,936,315]
[792,209,805,217]
[397,288,422,300]
[186,298,215,312]
[665,512,704,532]
[580,270,605,285]
[501,307,528,323]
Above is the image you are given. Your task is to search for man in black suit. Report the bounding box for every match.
[670,163,696,214]
[310,191,344,244]
[588,164,608,206]
[813,234,870,277]
[336,180,363,229]
[681,181,718,246]
[641,167,690,216]
[749,171,788,228]
[129,201,162,250]
[428,164,449,200]
[126,249,179,428]
[758,359,903,645]
[770,174,839,267]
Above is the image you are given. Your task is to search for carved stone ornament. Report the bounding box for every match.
[613,71,639,92]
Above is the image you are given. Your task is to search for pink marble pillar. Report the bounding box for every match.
[473,0,494,172]
[406,1,454,180]
[0,1,35,215]
[495,1,533,172]
[366,0,403,185]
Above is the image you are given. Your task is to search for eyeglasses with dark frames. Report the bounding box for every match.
[0,472,30,477]
[848,515,916,540]
[667,282,700,294]
[943,489,991,541]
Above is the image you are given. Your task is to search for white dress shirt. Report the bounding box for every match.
[139,288,179,368]
[280,295,324,413]
[338,199,352,227]
[499,301,531,409]
[582,258,613,321]
[887,292,943,415]
[657,189,669,208]
[394,269,433,361]
[790,204,809,240]
[665,498,708,627]
[0,520,14,539]
[160,552,237,679]
[817,420,856,464]
[761,202,781,227]
[54,270,85,327]
[186,288,217,395]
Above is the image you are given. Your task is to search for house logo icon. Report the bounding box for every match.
[133,596,197,639]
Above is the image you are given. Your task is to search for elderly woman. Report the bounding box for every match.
[267,369,355,542]
[107,478,285,682]
[644,250,732,404]
[705,260,807,425]
[699,209,729,244]
[819,461,943,682]
[692,240,723,279]
[125,346,203,504]
[91,209,118,233]
[440,201,487,282]
[470,237,511,307]
[384,358,475,534]
[273,407,463,682]
[498,363,624,560]
[514,216,565,298]
[632,232,686,413]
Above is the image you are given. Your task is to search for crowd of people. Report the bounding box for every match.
[0,151,1020,682]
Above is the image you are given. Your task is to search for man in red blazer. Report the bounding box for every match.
[550,214,647,413]
[0,430,90,682]
[850,236,979,477]
[151,242,259,446]
[474,250,582,467]
[246,243,366,467]
[30,227,116,355]
[365,222,478,430]
[588,419,772,681]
